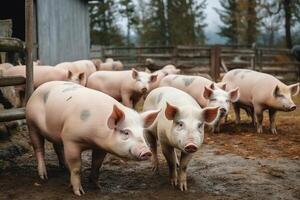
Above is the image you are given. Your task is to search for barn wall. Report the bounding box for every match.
[37,0,90,65]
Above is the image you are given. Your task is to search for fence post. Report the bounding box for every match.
[136,47,141,66]
[172,46,178,65]
[25,0,34,103]
[210,45,221,81]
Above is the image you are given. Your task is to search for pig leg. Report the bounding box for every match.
[178,152,193,191]
[64,142,84,196]
[269,109,277,134]
[28,123,47,180]
[53,143,66,169]
[161,143,177,187]
[233,103,241,124]
[121,93,133,108]
[254,106,264,134]
[144,130,159,173]
[89,149,107,189]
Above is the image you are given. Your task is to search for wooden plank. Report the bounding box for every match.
[139,53,172,58]
[0,76,26,87]
[0,108,26,122]
[0,37,24,52]
[25,0,34,102]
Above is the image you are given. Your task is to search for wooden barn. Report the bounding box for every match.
[0,0,90,65]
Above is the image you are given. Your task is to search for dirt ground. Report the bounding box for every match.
[0,96,299,200]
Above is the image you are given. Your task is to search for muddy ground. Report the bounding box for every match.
[0,96,299,200]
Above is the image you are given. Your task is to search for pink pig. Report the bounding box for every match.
[26,81,159,196]
[55,60,97,86]
[160,74,239,132]
[222,69,299,134]
[87,69,158,108]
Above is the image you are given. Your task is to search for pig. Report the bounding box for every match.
[143,87,219,191]
[98,60,124,71]
[91,59,102,71]
[160,74,239,133]
[148,64,181,90]
[26,81,160,196]
[105,58,114,63]
[87,68,158,108]
[55,60,97,86]
[222,68,299,134]
[2,65,70,106]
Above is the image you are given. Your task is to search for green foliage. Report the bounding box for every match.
[89,0,124,46]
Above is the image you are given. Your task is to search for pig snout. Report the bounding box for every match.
[141,87,148,94]
[184,143,198,153]
[287,105,296,111]
[139,150,152,160]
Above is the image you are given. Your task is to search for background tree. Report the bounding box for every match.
[119,0,139,46]
[89,0,124,45]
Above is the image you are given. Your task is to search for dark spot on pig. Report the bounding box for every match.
[66,96,72,101]
[182,78,195,87]
[43,90,50,103]
[156,92,163,103]
[62,86,81,93]
[233,70,241,76]
[162,71,168,76]
[240,74,245,79]
[80,109,90,122]
[63,82,75,85]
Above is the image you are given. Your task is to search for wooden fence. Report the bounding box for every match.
[90,45,300,82]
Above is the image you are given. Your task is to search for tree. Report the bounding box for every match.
[260,0,300,48]
[89,0,124,46]
[215,0,241,45]
[119,0,139,46]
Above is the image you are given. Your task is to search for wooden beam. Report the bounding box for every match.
[25,0,34,103]
[0,76,26,87]
[0,37,24,52]
[0,108,26,122]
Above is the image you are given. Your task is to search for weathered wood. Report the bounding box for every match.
[0,37,24,52]
[210,45,221,81]
[0,76,26,87]
[0,108,26,122]
[25,0,34,103]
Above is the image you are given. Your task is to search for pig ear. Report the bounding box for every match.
[150,74,158,83]
[107,105,125,129]
[202,106,220,125]
[229,87,240,102]
[132,68,138,79]
[79,72,86,86]
[289,83,300,96]
[165,102,178,120]
[273,85,281,97]
[203,86,213,100]
[140,109,161,128]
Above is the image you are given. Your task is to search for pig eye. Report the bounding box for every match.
[210,98,216,101]
[120,129,130,140]
[136,78,141,82]
[176,121,184,128]
[226,100,231,103]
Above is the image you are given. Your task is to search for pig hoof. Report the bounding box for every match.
[170,178,177,187]
[271,128,277,135]
[257,127,263,134]
[178,181,187,191]
[73,186,85,196]
[38,169,48,180]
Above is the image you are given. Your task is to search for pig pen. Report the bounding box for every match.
[0,96,299,200]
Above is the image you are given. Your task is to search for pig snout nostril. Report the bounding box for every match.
[184,143,198,153]
[289,105,296,111]
[141,88,147,93]
[139,151,152,160]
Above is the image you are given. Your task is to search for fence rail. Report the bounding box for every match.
[90,45,300,82]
